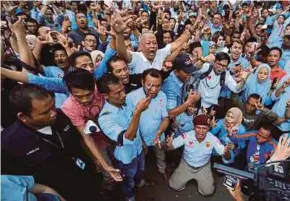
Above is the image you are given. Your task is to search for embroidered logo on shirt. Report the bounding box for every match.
[26,147,40,155]
[206,141,211,148]
[207,75,211,80]
[188,141,194,147]
[64,125,70,132]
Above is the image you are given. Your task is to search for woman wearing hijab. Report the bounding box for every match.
[210,107,247,164]
[242,63,272,105]
[90,50,104,68]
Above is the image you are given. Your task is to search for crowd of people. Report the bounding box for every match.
[1,1,290,201]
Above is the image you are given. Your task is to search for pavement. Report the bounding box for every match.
[135,152,234,201]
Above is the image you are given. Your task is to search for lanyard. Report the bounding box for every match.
[41,131,64,150]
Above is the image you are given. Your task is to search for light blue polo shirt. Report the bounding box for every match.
[162,71,184,110]
[1,175,37,201]
[279,49,290,71]
[271,75,290,132]
[175,112,194,136]
[210,119,247,163]
[43,66,68,108]
[172,130,226,167]
[98,101,143,164]
[126,88,168,146]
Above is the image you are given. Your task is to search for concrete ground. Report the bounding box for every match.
[135,152,234,201]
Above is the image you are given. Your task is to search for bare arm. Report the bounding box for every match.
[10,35,19,54]
[113,15,133,62]
[125,96,151,140]
[168,91,200,118]
[170,29,191,53]
[124,110,142,140]
[164,46,183,62]
[1,67,28,83]
[76,127,111,169]
[155,117,170,140]
[32,183,66,201]
[11,18,36,69]
[286,103,290,119]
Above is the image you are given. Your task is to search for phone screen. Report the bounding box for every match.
[223,175,238,190]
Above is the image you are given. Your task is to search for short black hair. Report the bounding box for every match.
[25,17,38,25]
[258,123,273,132]
[246,37,257,43]
[83,33,97,40]
[63,69,95,92]
[68,51,92,67]
[256,45,270,62]
[9,84,54,116]
[97,73,121,94]
[106,55,126,72]
[215,52,230,64]
[142,68,163,82]
[52,43,67,55]
[269,47,282,57]
[164,10,171,17]
[248,93,262,101]
[189,42,202,53]
[141,10,149,16]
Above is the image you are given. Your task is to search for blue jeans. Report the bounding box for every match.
[116,153,145,199]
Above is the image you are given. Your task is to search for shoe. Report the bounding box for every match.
[136,179,156,188]
[125,196,135,201]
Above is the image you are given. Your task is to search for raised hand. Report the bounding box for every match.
[111,14,133,34]
[165,134,174,148]
[105,166,123,182]
[282,78,290,88]
[8,17,26,35]
[269,135,290,162]
[210,116,218,128]
[186,90,201,105]
[255,98,264,111]
[153,133,162,149]
[135,95,152,113]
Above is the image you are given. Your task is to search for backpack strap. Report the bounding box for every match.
[200,64,213,80]
[220,71,226,86]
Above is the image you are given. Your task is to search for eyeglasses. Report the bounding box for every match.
[85,39,97,43]
[216,61,228,68]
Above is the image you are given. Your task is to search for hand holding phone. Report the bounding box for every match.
[223,175,238,191]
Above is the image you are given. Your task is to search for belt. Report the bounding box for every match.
[184,158,207,170]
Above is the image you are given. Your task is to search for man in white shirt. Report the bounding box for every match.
[197,52,244,108]
[113,14,196,74]
[166,114,231,196]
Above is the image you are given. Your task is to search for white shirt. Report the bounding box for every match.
[198,63,239,108]
[172,130,225,167]
[37,126,52,135]
[128,44,172,74]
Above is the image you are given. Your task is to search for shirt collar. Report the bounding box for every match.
[172,72,184,88]
[37,126,52,135]
[104,100,126,114]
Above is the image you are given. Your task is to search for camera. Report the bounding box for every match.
[214,160,290,201]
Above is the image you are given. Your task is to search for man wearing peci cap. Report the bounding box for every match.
[166,114,232,196]
[162,54,200,120]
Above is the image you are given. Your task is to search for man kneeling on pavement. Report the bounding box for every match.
[166,114,232,196]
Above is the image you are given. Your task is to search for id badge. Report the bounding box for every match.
[75,158,86,170]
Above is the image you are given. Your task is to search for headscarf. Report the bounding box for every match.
[90,50,104,66]
[243,63,271,104]
[224,107,243,128]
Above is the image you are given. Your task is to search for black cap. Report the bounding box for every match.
[173,54,197,74]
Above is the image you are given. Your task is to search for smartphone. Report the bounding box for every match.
[223,175,238,190]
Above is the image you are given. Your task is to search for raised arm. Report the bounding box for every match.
[10,17,36,69]
[113,15,133,63]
